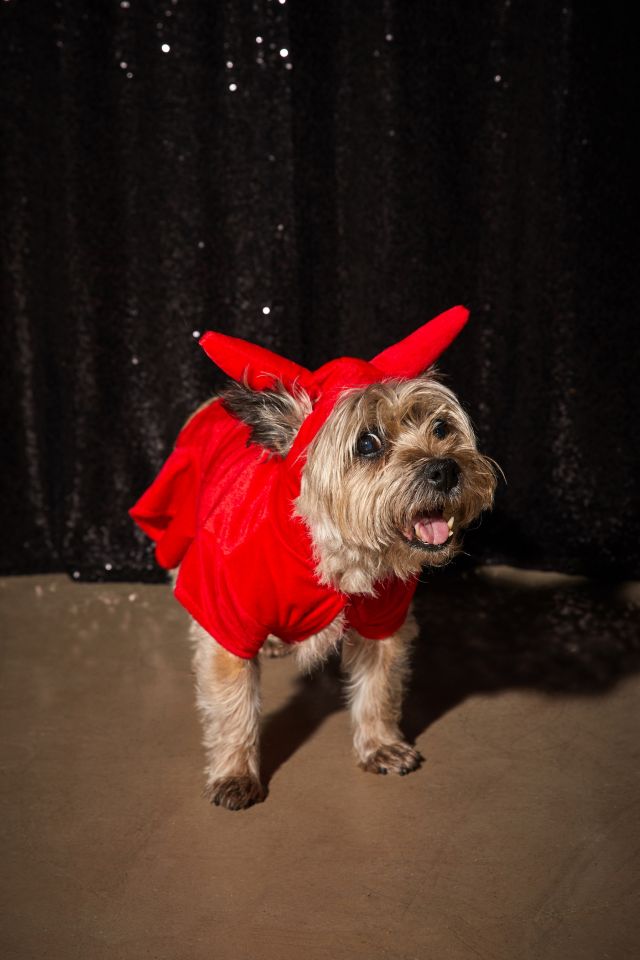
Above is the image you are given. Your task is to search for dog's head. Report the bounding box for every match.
[205,307,498,593]
[297,376,497,583]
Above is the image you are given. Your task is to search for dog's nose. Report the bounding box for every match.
[424,458,459,493]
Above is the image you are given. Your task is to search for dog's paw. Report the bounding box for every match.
[260,635,293,659]
[360,742,423,776]
[204,775,266,810]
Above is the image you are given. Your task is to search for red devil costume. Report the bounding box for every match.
[130,305,469,658]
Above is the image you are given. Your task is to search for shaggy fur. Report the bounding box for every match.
[297,377,497,592]
[192,373,497,810]
[222,380,311,456]
[342,612,421,773]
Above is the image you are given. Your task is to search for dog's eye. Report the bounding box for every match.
[433,420,448,440]
[356,431,384,457]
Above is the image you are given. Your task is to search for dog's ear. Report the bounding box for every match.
[221,381,312,456]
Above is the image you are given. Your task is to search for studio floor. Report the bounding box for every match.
[1,569,639,960]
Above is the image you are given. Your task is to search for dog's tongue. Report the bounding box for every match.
[415,515,450,545]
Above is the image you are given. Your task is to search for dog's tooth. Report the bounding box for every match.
[448,529,453,538]
[447,516,454,529]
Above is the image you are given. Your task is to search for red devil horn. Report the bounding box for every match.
[372,305,470,377]
[199,331,312,392]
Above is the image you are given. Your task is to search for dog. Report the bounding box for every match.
[131,306,497,810]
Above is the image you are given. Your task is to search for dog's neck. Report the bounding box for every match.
[295,507,421,596]
[298,511,382,595]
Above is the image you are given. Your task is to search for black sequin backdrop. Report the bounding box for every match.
[1,1,638,582]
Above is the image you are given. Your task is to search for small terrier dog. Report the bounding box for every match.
[131,306,497,810]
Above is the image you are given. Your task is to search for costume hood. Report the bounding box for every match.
[199,304,469,475]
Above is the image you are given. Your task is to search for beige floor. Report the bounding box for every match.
[1,571,639,960]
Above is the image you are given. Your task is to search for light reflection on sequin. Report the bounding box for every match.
[132,356,139,365]
[494,74,502,83]
[256,36,263,44]
[229,83,237,92]
[192,330,201,338]
[105,563,113,571]
[161,44,171,53]
[385,33,394,41]
[279,48,289,58]
[120,1,130,7]
[262,307,271,315]
[120,61,128,69]
[126,72,133,79]
[226,60,233,69]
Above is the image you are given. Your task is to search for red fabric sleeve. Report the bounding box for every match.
[346,576,417,639]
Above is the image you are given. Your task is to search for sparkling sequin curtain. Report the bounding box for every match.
[1,1,638,581]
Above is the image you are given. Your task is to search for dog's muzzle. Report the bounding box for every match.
[423,458,459,494]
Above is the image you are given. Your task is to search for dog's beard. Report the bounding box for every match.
[296,377,497,593]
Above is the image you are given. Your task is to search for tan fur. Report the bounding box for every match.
[191,621,264,806]
[261,635,294,658]
[296,376,497,593]
[293,612,346,674]
[341,612,420,771]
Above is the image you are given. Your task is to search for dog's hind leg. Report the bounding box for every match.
[191,621,265,810]
[341,611,423,776]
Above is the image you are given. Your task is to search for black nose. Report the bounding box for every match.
[424,457,459,493]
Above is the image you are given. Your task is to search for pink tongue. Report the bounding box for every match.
[415,517,449,545]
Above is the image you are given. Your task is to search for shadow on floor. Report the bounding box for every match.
[260,660,345,785]
[260,570,640,785]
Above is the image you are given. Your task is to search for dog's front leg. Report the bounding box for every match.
[191,622,265,810]
[341,613,422,776]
